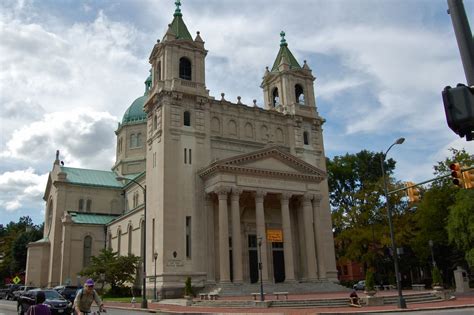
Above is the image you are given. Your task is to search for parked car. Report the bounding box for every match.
[12,286,37,301]
[353,280,366,290]
[53,285,79,303]
[17,289,72,315]
[0,283,22,300]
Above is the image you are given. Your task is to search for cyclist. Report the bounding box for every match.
[73,279,105,315]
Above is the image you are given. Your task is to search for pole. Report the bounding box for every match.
[154,253,158,301]
[447,0,474,85]
[429,240,436,267]
[142,187,147,308]
[380,140,407,309]
[258,237,264,301]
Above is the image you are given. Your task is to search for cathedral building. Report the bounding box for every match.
[26,1,339,297]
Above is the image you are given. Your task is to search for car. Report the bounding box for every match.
[12,286,37,301]
[53,285,79,303]
[353,280,366,290]
[17,289,73,315]
[0,284,22,300]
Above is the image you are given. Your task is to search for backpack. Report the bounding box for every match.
[77,288,96,301]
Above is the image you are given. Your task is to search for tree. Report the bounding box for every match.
[80,249,141,294]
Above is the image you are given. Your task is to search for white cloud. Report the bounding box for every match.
[0,168,48,213]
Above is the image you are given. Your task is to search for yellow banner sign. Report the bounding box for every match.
[12,276,21,284]
[267,229,283,242]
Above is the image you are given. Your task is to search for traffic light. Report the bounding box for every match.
[442,84,474,141]
[463,169,474,189]
[449,163,464,188]
[405,182,420,203]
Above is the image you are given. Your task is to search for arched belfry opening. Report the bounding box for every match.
[295,84,305,104]
[272,87,280,107]
[179,57,192,80]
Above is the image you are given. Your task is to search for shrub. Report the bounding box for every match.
[184,277,193,297]
[365,270,375,291]
[432,266,443,286]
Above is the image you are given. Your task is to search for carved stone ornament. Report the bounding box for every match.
[214,186,231,198]
[280,192,292,203]
[231,187,243,200]
[302,193,313,204]
[254,189,267,202]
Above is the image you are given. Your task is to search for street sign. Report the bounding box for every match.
[266,229,283,242]
[12,276,21,284]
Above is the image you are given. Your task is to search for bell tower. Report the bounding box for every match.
[148,0,208,97]
[261,31,316,117]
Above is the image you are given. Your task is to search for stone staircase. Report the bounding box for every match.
[192,291,443,308]
[198,281,348,297]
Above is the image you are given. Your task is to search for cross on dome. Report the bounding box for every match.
[174,0,182,16]
[280,31,287,46]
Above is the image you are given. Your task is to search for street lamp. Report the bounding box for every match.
[154,252,158,301]
[428,240,436,267]
[257,236,264,302]
[380,137,407,309]
[116,176,148,309]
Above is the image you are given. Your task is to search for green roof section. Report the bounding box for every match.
[271,31,301,72]
[121,74,149,125]
[68,212,119,225]
[60,167,122,188]
[170,0,193,40]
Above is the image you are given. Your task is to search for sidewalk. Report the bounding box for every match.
[104,290,474,314]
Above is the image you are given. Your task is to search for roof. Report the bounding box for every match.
[271,31,301,71]
[121,75,149,125]
[169,0,193,40]
[59,167,122,188]
[68,212,119,225]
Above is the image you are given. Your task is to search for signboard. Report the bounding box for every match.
[266,229,283,242]
[12,276,21,284]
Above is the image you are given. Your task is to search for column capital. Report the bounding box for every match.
[231,187,243,201]
[214,186,230,199]
[279,192,292,203]
[254,189,267,203]
[302,193,313,204]
[312,193,323,203]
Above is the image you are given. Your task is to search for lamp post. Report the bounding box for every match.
[116,176,148,309]
[428,240,436,267]
[154,252,158,301]
[380,137,407,309]
[257,236,264,302]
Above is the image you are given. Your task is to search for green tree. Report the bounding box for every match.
[80,249,141,294]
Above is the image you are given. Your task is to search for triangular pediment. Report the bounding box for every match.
[199,146,326,182]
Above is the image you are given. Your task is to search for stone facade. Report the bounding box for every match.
[26,1,338,296]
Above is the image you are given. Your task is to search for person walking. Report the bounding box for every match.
[26,291,51,315]
[73,279,105,315]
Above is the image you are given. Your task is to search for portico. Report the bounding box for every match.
[199,146,331,284]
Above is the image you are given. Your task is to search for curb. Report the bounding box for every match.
[317,303,474,315]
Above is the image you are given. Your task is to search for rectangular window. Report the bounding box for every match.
[152,218,155,256]
[184,148,187,164]
[186,216,191,258]
[189,149,192,164]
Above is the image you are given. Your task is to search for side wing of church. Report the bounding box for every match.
[26,1,339,296]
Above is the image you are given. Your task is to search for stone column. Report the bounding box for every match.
[302,193,317,280]
[255,190,269,282]
[216,186,231,283]
[280,192,295,282]
[231,188,243,283]
[312,194,325,279]
[205,194,216,283]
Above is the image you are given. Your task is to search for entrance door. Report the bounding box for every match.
[272,242,285,283]
[248,235,259,283]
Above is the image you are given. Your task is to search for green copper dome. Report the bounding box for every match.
[121,74,151,125]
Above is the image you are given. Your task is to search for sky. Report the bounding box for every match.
[1,0,473,226]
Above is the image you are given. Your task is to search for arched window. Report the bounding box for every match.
[153,115,157,130]
[272,88,279,107]
[86,199,92,212]
[133,192,138,208]
[137,133,142,147]
[303,131,309,145]
[156,61,161,82]
[107,232,112,250]
[295,84,305,104]
[117,229,122,256]
[183,111,191,126]
[128,225,133,255]
[78,199,84,212]
[47,200,53,230]
[83,236,92,267]
[179,57,192,81]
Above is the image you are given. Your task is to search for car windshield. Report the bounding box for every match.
[43,290,63,300]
